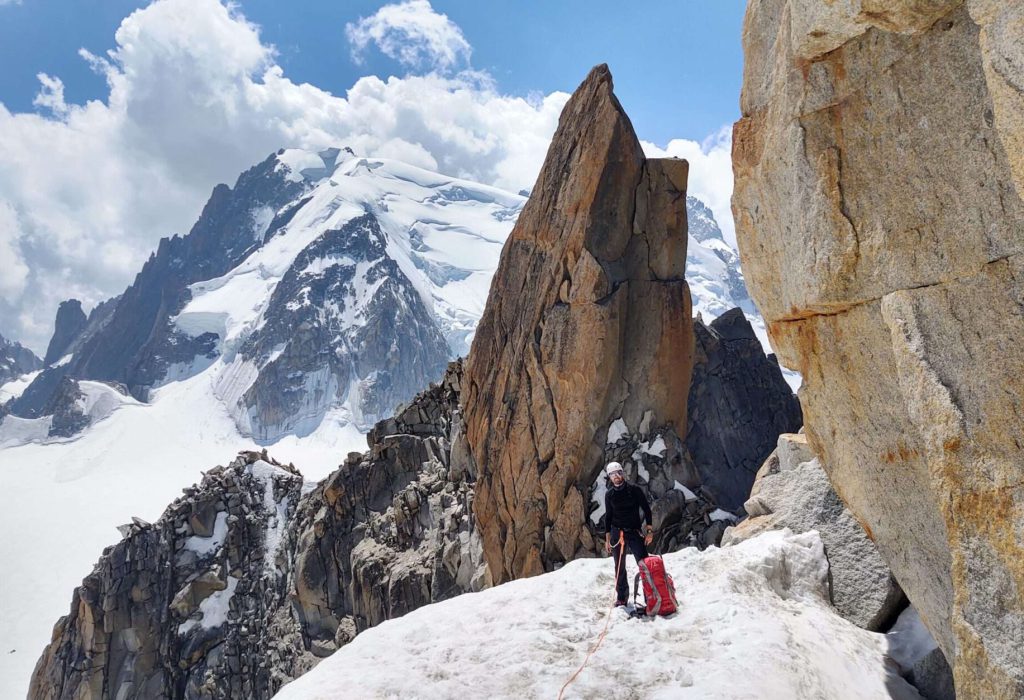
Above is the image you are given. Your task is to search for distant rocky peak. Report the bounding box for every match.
[0,332,42,384]
[274,146,357,185]
[43,299,88,366]
[686,195,725,244]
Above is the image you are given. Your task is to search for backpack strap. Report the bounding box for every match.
[633,572,642,608]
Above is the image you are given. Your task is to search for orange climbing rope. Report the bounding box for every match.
[556,531,626,700]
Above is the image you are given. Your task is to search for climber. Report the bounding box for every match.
[603,461,654,606]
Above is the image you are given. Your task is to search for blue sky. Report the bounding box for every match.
[0,0,744,352]
[0,0,745,145]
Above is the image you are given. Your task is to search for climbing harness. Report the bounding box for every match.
[556,531,626,700]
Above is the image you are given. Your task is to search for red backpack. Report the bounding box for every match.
[633,555,679,616]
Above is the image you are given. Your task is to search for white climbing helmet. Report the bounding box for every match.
[605,461,624,476]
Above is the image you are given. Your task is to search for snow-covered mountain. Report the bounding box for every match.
[4,148,522,446]
[174,148,521,440]
[3,147,779,449]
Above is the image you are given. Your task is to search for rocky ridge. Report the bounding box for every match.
[685,308,801,510]
[733,0,1024,694]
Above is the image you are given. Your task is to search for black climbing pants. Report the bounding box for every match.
[610,527,648,603]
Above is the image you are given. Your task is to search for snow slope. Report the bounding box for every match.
[0,381,142,448]
[0,368,364,697]
[0,369,42,403]
[275,529,917,700]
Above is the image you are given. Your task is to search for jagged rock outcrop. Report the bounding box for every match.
[723,433,905,631]
[463,65,695,583]
[595,421,739,553]
[733,1,1024,694]
[685,308,802,510]
[30,452,311,699]
[31,362,486,698]
[12,298,121,420]
[289,361,488,654]
[44,300,88,366]
[42,377,90,438]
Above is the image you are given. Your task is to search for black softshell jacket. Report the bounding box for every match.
[604,483,652,532]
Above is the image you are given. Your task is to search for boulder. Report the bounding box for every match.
[733,0,1024,693]
[724,434,905,630]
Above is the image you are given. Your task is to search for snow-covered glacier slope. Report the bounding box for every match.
[275,529,916,700]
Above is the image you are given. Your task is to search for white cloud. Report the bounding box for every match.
[642,126,736,248]
[0,0,730,355]
[0,0,568,354]
[346,0,471,72]
[0,202,29,298]
[31,74,68,117]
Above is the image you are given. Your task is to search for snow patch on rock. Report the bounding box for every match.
[178,576,239,635]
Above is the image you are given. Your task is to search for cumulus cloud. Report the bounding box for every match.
[346,0,471,72]
[642,126,736,248]
[0,202,29,298]
[0,0,568,353]
[0,0,731,355]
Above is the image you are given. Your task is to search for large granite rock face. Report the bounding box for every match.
[723,434,905,631]
[685,308,802,510]
[43,299,88,366]
[463,65,695,583]
[733,1,1024,694]
[31,362,486,699]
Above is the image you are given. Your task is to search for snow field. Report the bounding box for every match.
[274,529,919,700]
